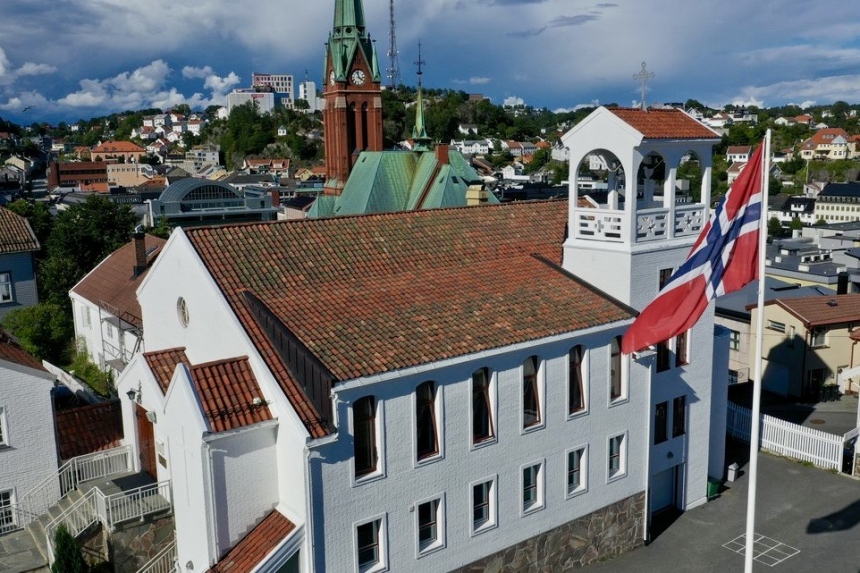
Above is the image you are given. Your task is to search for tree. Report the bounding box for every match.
[767,216,783,238]
[51,523,88,573]
[790,217,803,232]
[3,303,74,368]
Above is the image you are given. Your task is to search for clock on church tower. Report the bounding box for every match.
[322,0,384,195]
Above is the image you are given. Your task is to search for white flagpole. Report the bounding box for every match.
[744,129,771,572]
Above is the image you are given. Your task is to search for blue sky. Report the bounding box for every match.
[2,0,860,125]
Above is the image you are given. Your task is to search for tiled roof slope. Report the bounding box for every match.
[185,200,634,435]
[189,357,273,433]
[0,331,46,372]
[0,207,40,254]
[608,108,720,140]
[208,509,296,573]
[143,347,189,392]
[773,294,860,327]
[72,235,166,328]
[55,401,123,460]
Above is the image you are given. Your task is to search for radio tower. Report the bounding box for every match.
[386,0,400,90]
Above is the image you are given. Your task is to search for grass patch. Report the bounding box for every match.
[67,350,114,397]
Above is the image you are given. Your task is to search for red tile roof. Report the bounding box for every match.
[92,140,145,153]
[208,510,296,573]
[0,207,40,254]
[184,200,634,437]
[772,294,860,327]
[72,234,166,328]
[55,401,123,460]
[608,108,720,140]
[0,331,46,372]
[189,357,273,433]
[143,347,189,392]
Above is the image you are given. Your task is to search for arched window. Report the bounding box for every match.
[353,396,377,477]
[523,356,541,427]
[416,381,438,460]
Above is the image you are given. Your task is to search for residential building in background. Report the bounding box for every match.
[0,208,40,320]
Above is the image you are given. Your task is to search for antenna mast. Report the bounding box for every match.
[387,0,400,90]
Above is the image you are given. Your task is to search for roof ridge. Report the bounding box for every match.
[191,355,251,370]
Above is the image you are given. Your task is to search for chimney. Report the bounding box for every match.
[837,271,849,295]
[271,189,280,208]
[435,144,449,165]
[133,231,147,277]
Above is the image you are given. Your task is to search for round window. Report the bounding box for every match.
[177,297,189,328]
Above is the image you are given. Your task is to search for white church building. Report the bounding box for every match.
[115,106,728,573]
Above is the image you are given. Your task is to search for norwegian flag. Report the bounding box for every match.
[622,143,765,354]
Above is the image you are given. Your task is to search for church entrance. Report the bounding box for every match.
[135,403,157,478]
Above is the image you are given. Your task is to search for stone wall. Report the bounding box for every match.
[109,515,175,573]
[449,492,645,573]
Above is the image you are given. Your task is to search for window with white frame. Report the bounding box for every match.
[0,272,12,303]
[353,396,379,479]
[0,490,13,532]
[355,516,387,573]
[471,478,496,534]
[729,330,740,351]
[415,496,445,556]
[608,433,627,480]
[471,368,495,445]
[415,381,440,462]
[83,307,92,329]
[566,446,587,496]
[568,345,586,415]
[675,331,689,366]
[811,328,827,347]
[609,336,626,402]
[672,395,686,438]
[522,356,542,429]
[0,406,7,447]
[521,462,544,514]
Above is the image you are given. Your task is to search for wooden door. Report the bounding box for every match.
[135,403,157,478]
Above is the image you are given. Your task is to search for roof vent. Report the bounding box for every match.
[828,300,838,307]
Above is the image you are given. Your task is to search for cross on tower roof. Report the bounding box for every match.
[414,39,426,88]
[633,61,654,111]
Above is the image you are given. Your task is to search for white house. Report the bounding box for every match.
[70,233,166,376]
[113,104,728,573]
[0,334,60,535]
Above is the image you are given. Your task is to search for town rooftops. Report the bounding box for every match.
[607,107,721,140]
[0,330,46,372]
[71,234,166,329]
[207,509,296,573]
[91,140,145,154]
[55,401,123,460]
[0,207,40,254]
[769,293,860,327]
[183,199,636,437]
[818,182,860,198]
[715,277,834,321]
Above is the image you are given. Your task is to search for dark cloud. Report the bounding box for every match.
[548,14,600,28]
[596,3,619,7]
[508,26,549,38]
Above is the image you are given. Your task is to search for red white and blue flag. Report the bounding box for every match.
[622,143,765,354]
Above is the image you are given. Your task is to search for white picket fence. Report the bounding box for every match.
[726,401,844,471]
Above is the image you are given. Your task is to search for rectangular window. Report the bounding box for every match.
[675,331,689,366]
[355,518,385,572]
[767,320,786,333]
[471,479,496,533]
[656,340,670,372]
[673,396,686,438]
[610,336,624,401]
[522,356,541,429]
[654,402,668,444]
[569,345,586,415]
[415,381,439,461]
[353,397,378,478]
[608,433,626,479]
[471,368,494,445]
[566,447,587,496]
[522,462,544,514]
[416,497,444,554]
[0,273,12,303]
[729,330,740,351]
[811,328,827,347]
[84,307,92,329]
[0,406,6,447]
[728,369,739,385]
[658,268,674,290]
[0,490,13,533]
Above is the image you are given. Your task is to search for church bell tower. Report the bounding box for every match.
[323,0,384,195]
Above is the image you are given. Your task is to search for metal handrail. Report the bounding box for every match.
[136,534,177,573]
[105,481,173,529]
[45,489,99,564]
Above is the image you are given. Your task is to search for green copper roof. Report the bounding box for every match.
[309,149,496,219]
[327,0,381,83]
[411,88,431,151]
[332,0,366,36]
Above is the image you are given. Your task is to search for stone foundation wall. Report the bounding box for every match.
[109,515,175,573]
[449,492,645,573]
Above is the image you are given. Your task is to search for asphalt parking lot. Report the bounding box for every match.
[589,439,860,573]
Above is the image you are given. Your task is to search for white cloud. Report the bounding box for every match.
[182,65,214,79]
[204,72,241,94]
[0,46,55,86]
[469,76,491,85]
[503,96,525,107]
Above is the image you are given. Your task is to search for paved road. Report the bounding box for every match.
[589,440,860,573]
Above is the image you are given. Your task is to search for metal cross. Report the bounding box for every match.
[414,40,426,88]
[633,62,654,110]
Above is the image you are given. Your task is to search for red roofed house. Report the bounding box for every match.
[0,332,60,535]
[70,232,166,376]
[110,104,728,573]
[0,207,41,320]
[91,140,147,164]
[799,127,851,160]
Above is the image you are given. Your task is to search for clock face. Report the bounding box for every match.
[329,71,336,85]
[351,69,366,85]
